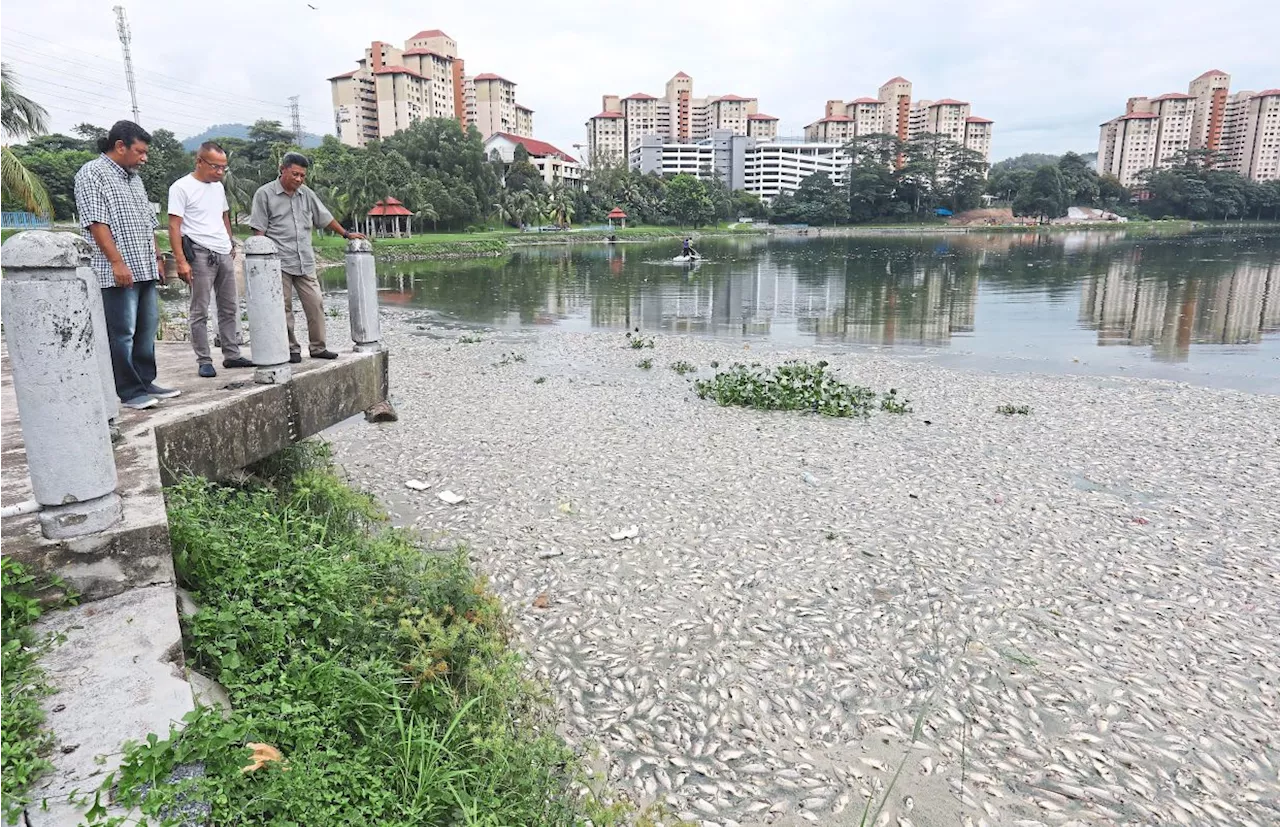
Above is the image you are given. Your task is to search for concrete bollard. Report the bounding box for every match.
[0,231,122,539]
[72,238,121,423]
[242,236,291,384]
[345,238,381,352]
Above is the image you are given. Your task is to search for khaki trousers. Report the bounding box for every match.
[282,271,327,356]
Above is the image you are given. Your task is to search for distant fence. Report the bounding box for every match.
[1,212,52,230]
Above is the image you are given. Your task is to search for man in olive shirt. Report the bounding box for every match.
[248,152,363,362]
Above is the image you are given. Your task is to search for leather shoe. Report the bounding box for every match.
[310,350,339,360]
[223,357,254,369]
[289,353,302,364]
[198,363,217,378]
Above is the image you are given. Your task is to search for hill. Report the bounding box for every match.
[182,123,324,151]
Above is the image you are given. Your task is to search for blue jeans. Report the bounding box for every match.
[100,279,159,401]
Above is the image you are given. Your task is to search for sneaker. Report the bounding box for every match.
[122,395,158,410]
[222,357,254,369]
[198,364,217,379]
[310,350,339,360]
[289,353,302,364]
[145,384,181,399]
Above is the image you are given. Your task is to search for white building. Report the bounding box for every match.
[483,133,583,188]
[630,131,850,202]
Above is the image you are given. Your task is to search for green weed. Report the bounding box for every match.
[695,361,905,418]
[879,389,913,414]
[458,333,483,345]
[625,330,655,349]
[996,404,1032,416]
[637,358,654,370]
[669,360,696,376]
[89,449,583,826]
[534,376,547,385]
[494,352,526,367]
[2,559,76,823]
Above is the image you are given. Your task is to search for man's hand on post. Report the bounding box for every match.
[347,231,366,240]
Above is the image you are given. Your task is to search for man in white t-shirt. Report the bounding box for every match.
[168,141,254,378]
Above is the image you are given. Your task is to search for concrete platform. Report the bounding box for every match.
[2,340,389,601]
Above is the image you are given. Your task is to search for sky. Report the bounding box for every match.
[3,0,1278,163]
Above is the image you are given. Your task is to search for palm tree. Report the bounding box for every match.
[1,62,52,217]
[548,183,575,228]
[416,203,439,232]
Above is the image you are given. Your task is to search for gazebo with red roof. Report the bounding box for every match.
[607,207,628,229]
[367,197,414,238]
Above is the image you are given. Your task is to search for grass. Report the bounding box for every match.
[636,358,654,370]
[494,352,526,367]
[669,360,696,376]
[84,443,598,826]
[996,404,1032,416]
[2,559,76,823]
[694,361,911,419]
[457,333,483,345]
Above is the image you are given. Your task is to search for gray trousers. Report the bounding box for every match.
[188,245,242,364]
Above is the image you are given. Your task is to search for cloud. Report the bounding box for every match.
[3,0,1277,160]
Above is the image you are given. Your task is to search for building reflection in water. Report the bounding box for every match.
[1080,251,1279,362]
[363,230,1278,363]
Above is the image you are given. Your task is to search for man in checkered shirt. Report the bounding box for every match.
[74,120,179,410]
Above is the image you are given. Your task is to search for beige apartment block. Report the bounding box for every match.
[328,28,529,147]
[1188,69,1231,153]
[1098,70,1279,185]
[468,74,534,140]
[806,81,993,163]
[586,72,775,165]
[585,109,626,165]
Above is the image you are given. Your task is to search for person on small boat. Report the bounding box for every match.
[681,238,699,260]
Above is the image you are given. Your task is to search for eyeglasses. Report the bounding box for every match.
[199,158,229,171]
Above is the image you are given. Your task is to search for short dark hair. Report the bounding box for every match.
[198,140,225,156]
[97,120,151,153]
[281,152,310,170]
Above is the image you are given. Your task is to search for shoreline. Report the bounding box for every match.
[327,306,1280,827]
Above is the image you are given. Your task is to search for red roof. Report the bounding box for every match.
[1195,69,1228,79]
[883,76,909,85]
[473,73,513,83]
[590,111,624,119]
[965,116,993,123]
[852,97,882,104]
[673,71,691,79]
[930,98,969,107]
[607,207,628,218]
[748,113,778,120]
[402,48,451,59]
[1152,92,1194,101]
[368,198,412,217]
[715,94,754,102]
[328,70,357,81]
[1119,111,1159,120]
[409,29,450,41]
[624,92,657,100]
[1255,89,1280,97]
[515,103,534,112]
[490,132,577,163]
[374,66,424,79]
[816,115,852,122]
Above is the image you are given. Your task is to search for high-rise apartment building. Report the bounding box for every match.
[467,74,533,140]
[1098,70,1279,185]
[805,79,994,163]
[585,72,776,165]
[328,29,531,147]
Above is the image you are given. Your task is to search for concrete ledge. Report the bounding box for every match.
[155,349,388,486]
[27,585,195,827]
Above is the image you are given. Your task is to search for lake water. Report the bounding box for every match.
[325,228,1280,392]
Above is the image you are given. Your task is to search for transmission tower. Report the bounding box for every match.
[113,6,141,123]
[289,96,303,144]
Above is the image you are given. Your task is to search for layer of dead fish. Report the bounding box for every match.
[327,305,1280,826]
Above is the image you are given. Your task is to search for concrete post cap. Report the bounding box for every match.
[242,236,279,256]
[346,238,373,254]
[1,231,90,269]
